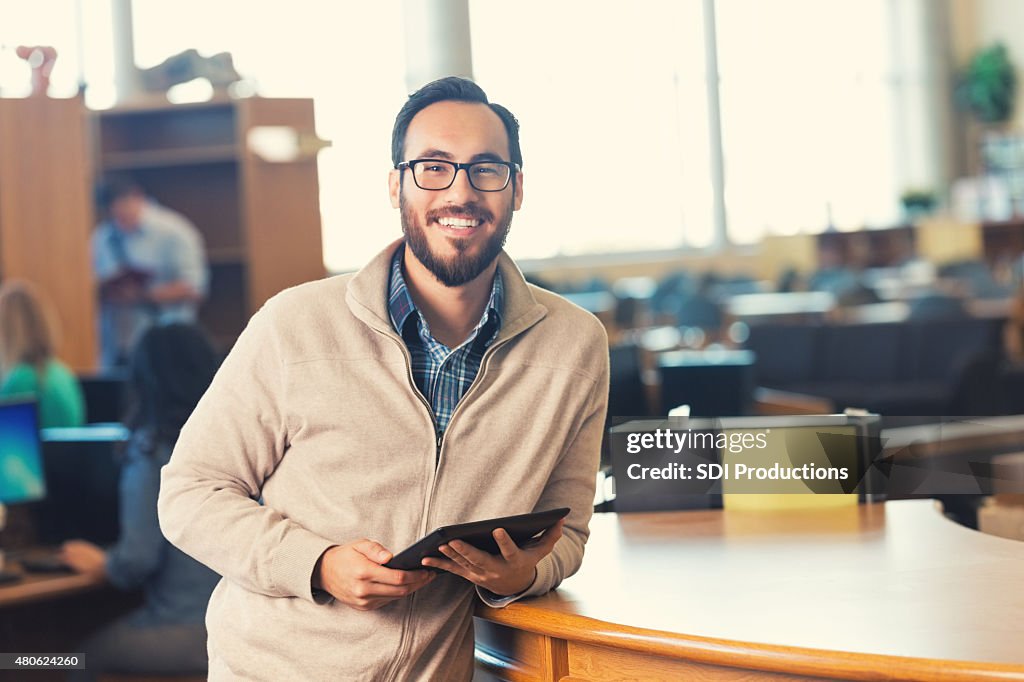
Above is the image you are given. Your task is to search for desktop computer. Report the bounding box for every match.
[35,425,127,546]
[0,399,45,583]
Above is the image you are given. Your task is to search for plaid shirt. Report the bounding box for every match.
[387,246,504,438]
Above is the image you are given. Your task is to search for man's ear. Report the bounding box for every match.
[513,171,524,211]
[388,169,401,209]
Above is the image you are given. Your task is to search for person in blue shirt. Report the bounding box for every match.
[61,323,221,680]
[92,176,208,369]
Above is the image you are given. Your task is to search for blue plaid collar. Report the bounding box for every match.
[387,244,504,343]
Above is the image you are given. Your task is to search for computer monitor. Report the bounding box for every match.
[34,425,127,545]
[77,371,129,424]
[0,399,45,505]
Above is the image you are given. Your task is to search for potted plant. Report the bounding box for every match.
[900,187,937,220]
[956,43,1017,124]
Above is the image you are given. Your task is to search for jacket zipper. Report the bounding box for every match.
[431,335,511,470]
[373,330,435,682]
[374,326,522,681]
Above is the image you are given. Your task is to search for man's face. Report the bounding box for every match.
[109,193,145,232]
[389,101,523,288]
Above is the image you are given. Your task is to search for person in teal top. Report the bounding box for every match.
[0,281,86,428]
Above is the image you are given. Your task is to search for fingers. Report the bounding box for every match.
[366,564,435,588]
[344,547,433,587]
[353,573,435,599]
[534,519,564,553]
[493,520,564,560]
[420,556,468,579]
[442,540,494,570]
[320,540,439,611]
[350,539,393,565]
[342,572,435,611]
[493,529,520,561]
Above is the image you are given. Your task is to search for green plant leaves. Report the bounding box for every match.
[956,43,1018,124]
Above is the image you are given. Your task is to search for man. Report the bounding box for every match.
[158,77,609,680]
[92,178,208,368]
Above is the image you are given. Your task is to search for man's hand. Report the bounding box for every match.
[421,519,564,597]
[314,539,435,611]
[59,540,107,577]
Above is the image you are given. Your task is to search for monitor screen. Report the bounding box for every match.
[0,399,45,504]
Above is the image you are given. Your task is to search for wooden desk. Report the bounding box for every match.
[0,568,105,608]
[475,500,1024,681]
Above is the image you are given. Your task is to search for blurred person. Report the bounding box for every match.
[92,176,208,368]
[61,323,221,681]
[0,280,84,427]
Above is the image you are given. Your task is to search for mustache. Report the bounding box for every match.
[427,205,493,223]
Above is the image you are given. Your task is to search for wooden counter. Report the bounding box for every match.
[475,500,1024,681]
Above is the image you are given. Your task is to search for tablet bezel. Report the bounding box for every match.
[383,507,570,571]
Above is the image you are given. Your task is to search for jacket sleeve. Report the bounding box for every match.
[480,319,610,606]
[157,299,335,604]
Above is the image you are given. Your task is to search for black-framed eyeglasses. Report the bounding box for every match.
[396,159,520,192]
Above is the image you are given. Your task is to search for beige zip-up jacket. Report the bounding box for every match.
[157,241,609,681]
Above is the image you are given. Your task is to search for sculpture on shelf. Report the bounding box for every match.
[139,48,241,94]
[15,45,57,97]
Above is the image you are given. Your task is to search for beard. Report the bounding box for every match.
[400,191,513,288]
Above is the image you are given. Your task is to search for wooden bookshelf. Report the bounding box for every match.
[0,96,97,371]
[93,98,327,350]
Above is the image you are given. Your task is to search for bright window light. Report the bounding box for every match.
[471,0,715,258]
[132,0,407,273]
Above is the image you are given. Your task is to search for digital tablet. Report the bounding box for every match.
[384,507,570,571]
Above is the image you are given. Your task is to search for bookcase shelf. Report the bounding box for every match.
[93,97,327,350]
[101,145,241,170]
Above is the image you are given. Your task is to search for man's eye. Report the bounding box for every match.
[421,164,449,173]
[473,165,499,175]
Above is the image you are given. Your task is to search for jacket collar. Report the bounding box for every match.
[346,239,546,343]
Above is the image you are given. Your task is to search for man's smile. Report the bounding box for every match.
[435,216,481,229]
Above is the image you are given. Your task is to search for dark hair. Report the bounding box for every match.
[125,323,220,446]
[391,76,522,169]
[95,174,144,211]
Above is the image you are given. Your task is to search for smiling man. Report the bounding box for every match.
[158,77,609,681]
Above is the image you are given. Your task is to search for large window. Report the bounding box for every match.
[472,0,944,258]
[471,0,715,258]
[716,0,940,243]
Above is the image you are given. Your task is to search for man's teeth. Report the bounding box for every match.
[437,217,480,228]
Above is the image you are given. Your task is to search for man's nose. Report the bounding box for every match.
[445,166,480,202]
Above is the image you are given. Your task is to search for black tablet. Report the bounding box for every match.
[384,507,570,571]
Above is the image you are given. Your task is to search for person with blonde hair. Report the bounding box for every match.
[0,280,85,427]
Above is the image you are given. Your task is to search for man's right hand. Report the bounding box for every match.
[314,539,435,611]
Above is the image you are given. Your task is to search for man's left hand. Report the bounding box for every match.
[421,519,564,597]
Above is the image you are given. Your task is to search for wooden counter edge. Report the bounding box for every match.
[475,600,1024,682]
